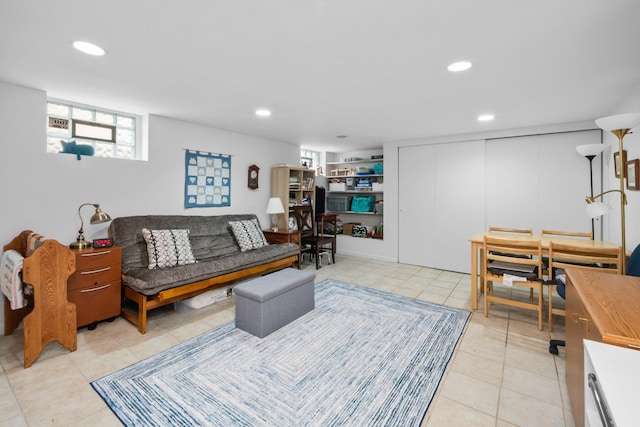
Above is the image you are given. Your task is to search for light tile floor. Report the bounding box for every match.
[0,255,573,426]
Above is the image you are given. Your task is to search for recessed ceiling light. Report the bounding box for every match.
[73,41,106,56]
[447,61,472,72]
[255,109,271,117]
[336,135,348,138]
[477,114,495,122]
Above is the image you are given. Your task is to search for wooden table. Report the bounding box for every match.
[263,229,302,268]
[468,232,621,310]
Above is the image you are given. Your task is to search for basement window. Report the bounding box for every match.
[300,149,319,169]
[47,100,140,160]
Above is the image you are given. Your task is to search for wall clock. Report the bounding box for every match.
[248,164,259,189]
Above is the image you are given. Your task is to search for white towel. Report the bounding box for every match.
[502,273,526,287]
[0,249,26,310]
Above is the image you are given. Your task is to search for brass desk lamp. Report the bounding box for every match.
[70,203,112,249]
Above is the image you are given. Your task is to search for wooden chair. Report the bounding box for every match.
[488,226,533,236]
[547,241,622,332]
[540,229,593,240]
[482,227,534,294]
[540,229,593,277]
[292,206,337,269]
[483,235,544,330]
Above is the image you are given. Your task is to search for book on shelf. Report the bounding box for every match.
[303,177,314,190]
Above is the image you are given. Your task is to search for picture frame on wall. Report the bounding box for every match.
[626,159,639,190]
[614,150,627,178]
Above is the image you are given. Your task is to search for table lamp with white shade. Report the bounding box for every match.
[265,197,285,231]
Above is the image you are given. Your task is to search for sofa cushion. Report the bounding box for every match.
[229,219,268,251]
[122,242,300,295]
[141,228,196,269]
[109,214,264,274]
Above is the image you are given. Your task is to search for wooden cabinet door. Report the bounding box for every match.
[565,276,587,427]
[565,273,604,427]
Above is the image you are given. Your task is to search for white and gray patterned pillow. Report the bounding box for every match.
[141,228,197,269]
[229,219,268,252]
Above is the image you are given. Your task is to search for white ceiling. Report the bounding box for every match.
[1,1,640,153]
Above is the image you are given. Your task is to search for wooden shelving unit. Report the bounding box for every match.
[271,165,316,231]
[326,155,384,238]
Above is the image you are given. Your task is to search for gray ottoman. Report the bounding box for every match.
[234,268,316,338]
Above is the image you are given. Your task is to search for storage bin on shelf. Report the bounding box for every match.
[351,195,376,212]
[329,182,346,192]
[330,168,351,176]
[327,196,352,212]
[343,223,362,235]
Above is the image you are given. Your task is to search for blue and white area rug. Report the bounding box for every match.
[92,279,470,426]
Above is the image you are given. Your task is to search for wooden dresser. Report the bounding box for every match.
[565,268,640,427]
[67,246,122,329]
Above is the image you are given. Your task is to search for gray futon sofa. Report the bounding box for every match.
[109,214,299,333]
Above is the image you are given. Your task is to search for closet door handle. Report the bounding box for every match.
[80,284,111,293]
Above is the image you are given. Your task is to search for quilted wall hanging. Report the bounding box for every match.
[184,150,231,208]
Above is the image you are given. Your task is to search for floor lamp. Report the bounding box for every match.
[576,144,604,237]
[589,112,640,274]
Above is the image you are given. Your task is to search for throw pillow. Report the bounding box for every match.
[141,228,197,269]
[229,219,268,252]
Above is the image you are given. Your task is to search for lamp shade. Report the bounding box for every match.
[265,197,285,214]
[576,144,604,158]
[586,201,609,219]
[89,206,111,224]
[595,113,640,131]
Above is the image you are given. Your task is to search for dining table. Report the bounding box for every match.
[468,232,622,310]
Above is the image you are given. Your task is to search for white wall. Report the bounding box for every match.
[0,81,300,330]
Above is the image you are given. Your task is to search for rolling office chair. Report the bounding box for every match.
[627,243,640,277]
[549,243,640,355]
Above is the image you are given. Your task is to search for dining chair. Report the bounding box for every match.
[488,226,533,236]
[547,241,622,332]
[540,229,594,277]
[292,206,337,269]
[483,235,545,330]
[540,229,593,240]
[483,227,534,295]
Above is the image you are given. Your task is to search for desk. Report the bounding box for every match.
[468,232,621,310]
[565,269,640,427]
[263,229,301,268]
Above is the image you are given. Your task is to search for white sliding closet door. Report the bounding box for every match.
[538,130,603,236]
[485,130,601,237]
[399,140,485,272]
[399,144,436,267]
[434,141,485,272]
[485,136,540,229]
[398,130,600,273]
